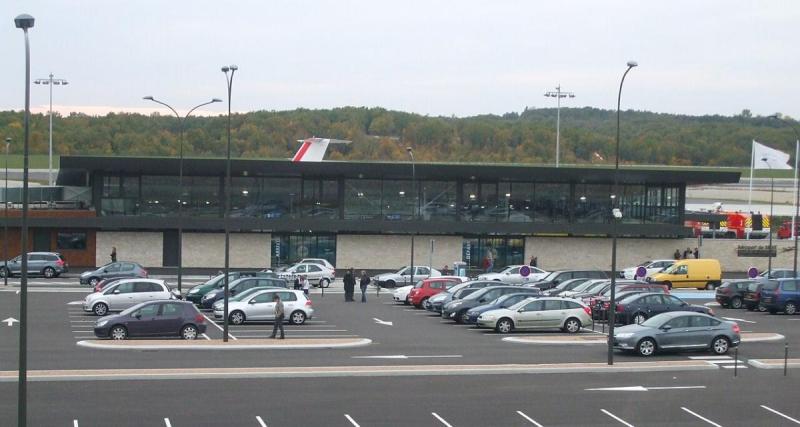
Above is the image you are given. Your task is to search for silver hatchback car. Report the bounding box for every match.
[613,311,740,357]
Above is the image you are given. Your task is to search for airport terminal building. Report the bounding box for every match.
[1,155,739,271]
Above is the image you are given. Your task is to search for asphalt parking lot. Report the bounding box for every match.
[1,275,800,425]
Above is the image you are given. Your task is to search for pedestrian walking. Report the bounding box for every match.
[683,247,691,260]
[693,247,700,259]
[359,270,370,303]
[269,293,285,339]
[110,246,117,263]
[293,276,301,290]
[441,265,450,275]
[673,249,681,260]
[301,274,310,296]
[343,268,356,302]
[485,247,494,273]
[530,256,538,268]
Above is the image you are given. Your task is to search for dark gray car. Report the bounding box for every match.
[1,252,69,279]
[613,312,740,357]
[93,300,207,340]
[80,262,148,286]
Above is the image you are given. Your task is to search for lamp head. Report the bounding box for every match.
[230,65,238,71]
[14,14,34,30]
[143,96,154,101]
[211,98,222,103]
[221,66,230,73]
[4,138,10,143]
[627,61,638,68]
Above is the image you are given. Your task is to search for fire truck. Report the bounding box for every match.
[686,208,770,239]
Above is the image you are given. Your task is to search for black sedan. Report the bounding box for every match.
[715,280,756,309]
[614,293,712,325]
[93,300,207,340]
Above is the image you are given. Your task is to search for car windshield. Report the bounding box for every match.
[582,281,609,294]
[508,298,536,310]
[638,260,652,267]
[541,272,560,281]
[396,266,411,275]
[230,288,263,302]
[639,315,668,328]
[454,288,479,299]
[414,282,425,288]
[498,266,515,274]
[662,263,681,274]
[570,280,601,293]
[463,288,494,300]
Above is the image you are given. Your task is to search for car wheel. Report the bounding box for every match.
[43,267,56,279]
[385,280,396,288]
[711,336,730,355]
[181,325,198,340]
[455,310,468,324]
[88,277,100,287]
[420,297,430,310]
[110,325,127,340]
[633,312,647,325]
[290,310,307,325]
[320,278,330,288]
[758,303,767,312]
[564,317,582,334]
[229,311,245,325]
[731,297,743,309]
[785,302,798,315]
[637,338,657,357]
[705,282,716,290]
[495,318,514,334]
[93,302,108,316]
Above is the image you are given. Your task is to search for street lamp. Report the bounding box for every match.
[761,157,776,276]
[221,64,237,343]
[14,13,34,427]
[407,147,415,288]
[143,96,222,294]
[33,74,67,186]
[544,85,576,168]
[768,115,800,277]
[607,60,638,366]
[4,138,10,288]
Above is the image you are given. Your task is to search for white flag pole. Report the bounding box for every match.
[748,140,754,211]
[794,140,799,240]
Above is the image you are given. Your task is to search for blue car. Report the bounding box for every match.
[761,278,800,315]
[464,291,542,324]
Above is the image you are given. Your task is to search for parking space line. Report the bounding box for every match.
[761,405,800,424]
[164,418,172,427]
[203,314,237,340]
[73,420,78,427]
[344,414,360,427]
[601,409,634,427]
[256,415,267,427]
[517,410,543,426]
[681,407,722,426]
[201,333,211,341]
[432,412,454,427]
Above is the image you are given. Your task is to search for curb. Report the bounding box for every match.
[747,359,800,369]
[76,338,372,351]
[741,333,785,343]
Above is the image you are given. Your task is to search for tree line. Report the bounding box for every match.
[0,107,796,166]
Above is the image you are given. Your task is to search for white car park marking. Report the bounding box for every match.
[73,420,79,427]
[432,412,454,427]
[373,318,393,326]
[3,317,19,326]
[722,316,756,324]
[351,355,462,359]
[164,418,172,427]
[761,405,800,424]
[681,407,723,426]
[517,410,544,427]
[203,314,237,340]
[256,415,268,427]
[585,385,706,391]
[344,414,360,427]
[689,355,746,369]
[601,409,635,427]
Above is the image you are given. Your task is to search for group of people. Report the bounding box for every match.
[292,274,311,296]
[674,247,700,260]
[343,268,370,303]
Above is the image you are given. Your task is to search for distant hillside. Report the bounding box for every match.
[0,107,796,166]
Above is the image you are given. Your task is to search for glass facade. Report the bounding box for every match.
[94,172,682,226]
[462,237,525,272]
[271,234,336,267]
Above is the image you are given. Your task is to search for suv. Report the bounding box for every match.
[715,280,756,309]
[80,262,148,286]
[0,252,69,279]
[526,270,607,291]
[761,279,800,315]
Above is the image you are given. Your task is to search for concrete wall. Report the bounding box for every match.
[96,232,164,267]
[336,234,462,270]
[182,233,271,269]
[525,236,796,273]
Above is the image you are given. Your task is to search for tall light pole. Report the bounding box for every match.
[768,115,800,277]
[544,85,575,167]
[407,147,415,288]
[221,65,237,343]
[4,138,10,288]
[762,157,776,276]
[33,73,67,187]
[607,61,637,366]
[143,96,222,295]
[14,13,34,427]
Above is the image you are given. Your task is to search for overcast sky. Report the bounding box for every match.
[0,1,797,118]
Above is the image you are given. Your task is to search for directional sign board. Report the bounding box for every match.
[519,265,531,277]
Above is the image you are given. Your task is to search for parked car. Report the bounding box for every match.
[477,297,593,334]
[464,290,542,324]
[408,278,463,308]
[592,290,649,320]
[647,259,722,290]
[83,279,176,316]
[758,268,796,280]
[584,282,668,310]
[298,258,335,270]
[393,275,468,304]
[185,271,274,304]
[200,277,288,309]
[558,279,608,298]
[443,285,528,323]
[93,300,207,340]
[542,278,592,296]
[525,270,607,291]
[427,281,498,313]
[477,265,549,284]
[213,289,314,325]
[79,261,148,287]
[761,278,800,315]
[743,281,773,312]
[373,266,441,288]
[621,259,675,279]
[277,262,335,288]
[613,312,740,357]
[0,252,69,279]
[614,293,712,325]
[715,280,756,309]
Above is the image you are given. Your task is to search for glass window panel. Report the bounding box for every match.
[271,234,337,267]
[301,179,339,219]
[186,176,221,217]
[344,179,382,220]
[57,232,87,250]
[620,184,645,224]
[381,180,414,221]
[141,176,179,217]
[420,181,457,221]
[533,183,570,223]
[508,182,534,222]
[574,184,611,224]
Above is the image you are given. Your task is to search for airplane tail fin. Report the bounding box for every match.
[291,138,350,162]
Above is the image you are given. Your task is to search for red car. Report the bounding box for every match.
[408,278,461,308]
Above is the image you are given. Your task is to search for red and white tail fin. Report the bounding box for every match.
[291,137,351,162]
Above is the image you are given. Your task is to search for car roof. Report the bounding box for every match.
[113,278,164,285]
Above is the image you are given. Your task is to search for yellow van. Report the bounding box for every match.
[648,259,722,290]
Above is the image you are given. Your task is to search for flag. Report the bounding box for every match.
[753,140,793,170]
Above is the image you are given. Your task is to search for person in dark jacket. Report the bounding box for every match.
[268,294,285,339]
[359,271,370,303]
[110,247,117,263]
[343,268,356,302]
[693,247,700,259]
[673,249,681,260]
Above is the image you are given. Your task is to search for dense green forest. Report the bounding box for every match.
[0,107,796,166]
